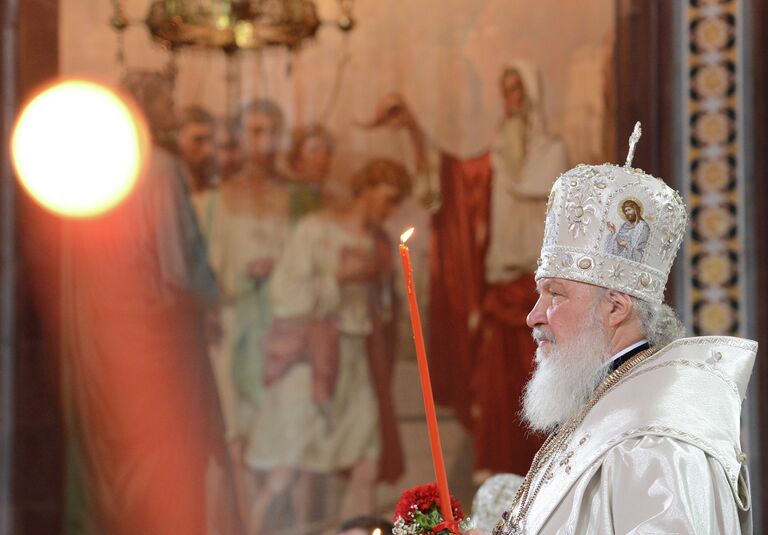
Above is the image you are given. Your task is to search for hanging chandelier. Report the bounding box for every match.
[111,0,355,53]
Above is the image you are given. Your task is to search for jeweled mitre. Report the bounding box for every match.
[535,123,687,303]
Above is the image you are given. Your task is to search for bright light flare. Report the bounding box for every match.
[400,227,415,243]
[11,79,149,218]
[372,529,382,535]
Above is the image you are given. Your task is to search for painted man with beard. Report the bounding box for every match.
[192,100,292,518]
[176,105,216,192]
[61,70,242,535]
[604,198,651,262]
[472,125,756,534]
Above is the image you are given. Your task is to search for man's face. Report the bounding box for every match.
[215,126,243,180]
[241,111,281,166]
[523,278,612,432]
[501,72,526,116]
[526,278,605,352]
[362,182,401,226]
[294,135,332,184]
[177,121,215,177]
[623,204,638,223]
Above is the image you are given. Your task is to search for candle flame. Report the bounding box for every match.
[372,530,382,535]
[400,227,415,243]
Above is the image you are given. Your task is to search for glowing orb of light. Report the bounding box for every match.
[11,79,148,218]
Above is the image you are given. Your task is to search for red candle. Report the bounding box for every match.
[399,227,455,526]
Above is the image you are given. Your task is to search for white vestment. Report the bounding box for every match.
[481,336,756,534]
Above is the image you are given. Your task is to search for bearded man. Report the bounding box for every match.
[61,70,242,535]
[473,124,755,534]
[604,198,651,262]
[176,105,216,192]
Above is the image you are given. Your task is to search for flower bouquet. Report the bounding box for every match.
[392,483,473,534]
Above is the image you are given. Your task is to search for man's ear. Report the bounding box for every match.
[604,290,633,327]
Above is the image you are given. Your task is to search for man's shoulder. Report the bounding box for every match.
[150,145,176,163]
[632,336,757,399]
[586,336,756,436]
[144,146,179,178]
[570,337,756,500]
[287,211,339,244]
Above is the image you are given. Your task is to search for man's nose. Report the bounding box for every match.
[526,296,546,328]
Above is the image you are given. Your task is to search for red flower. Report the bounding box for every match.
[394,482,464,523]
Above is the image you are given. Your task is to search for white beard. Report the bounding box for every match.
[522,317,612,434]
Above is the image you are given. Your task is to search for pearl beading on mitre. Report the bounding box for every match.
[536,150,687,303]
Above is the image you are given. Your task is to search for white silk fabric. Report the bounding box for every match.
[473,336,756,534]
[538,435,750,534]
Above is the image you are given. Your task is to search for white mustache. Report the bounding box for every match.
[532,327,555,344]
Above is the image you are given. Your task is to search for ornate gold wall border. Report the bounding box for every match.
[681,0,745,336]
